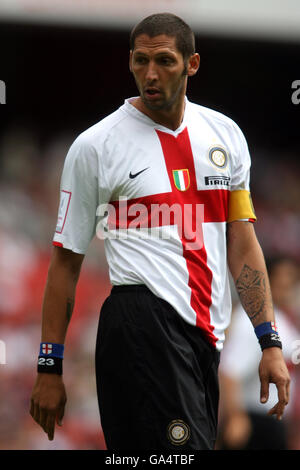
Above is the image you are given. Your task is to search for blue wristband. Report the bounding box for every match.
[254,322,282,351]
[39,343,64,359]
[254,321,278,339]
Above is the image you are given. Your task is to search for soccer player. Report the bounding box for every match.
[30,13,290,450]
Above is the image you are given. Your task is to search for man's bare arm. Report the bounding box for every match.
[227,221,274,327]
[227,221,290,420]
[30,246,84,440]
[40,246,84,342]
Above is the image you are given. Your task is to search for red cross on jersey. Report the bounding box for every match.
[53,97,256,350]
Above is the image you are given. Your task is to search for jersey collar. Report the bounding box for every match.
[121,96,189,136]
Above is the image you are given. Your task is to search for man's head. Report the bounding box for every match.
[129,13,199,114]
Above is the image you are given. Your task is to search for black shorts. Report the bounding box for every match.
[95,285,220,450]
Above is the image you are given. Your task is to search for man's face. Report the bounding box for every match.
[130,34,189,111]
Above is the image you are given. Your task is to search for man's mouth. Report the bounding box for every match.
[144,88,161,100]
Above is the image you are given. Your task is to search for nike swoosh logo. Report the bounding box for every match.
[129,167,149,179]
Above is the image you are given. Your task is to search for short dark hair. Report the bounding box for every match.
[130,13,195,61]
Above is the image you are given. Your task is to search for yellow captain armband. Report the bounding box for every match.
[227,190,257,223]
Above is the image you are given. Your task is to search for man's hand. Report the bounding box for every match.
[259,347,290,420]
[30,373,67,440]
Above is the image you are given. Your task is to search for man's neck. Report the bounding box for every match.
[131,96,186,131]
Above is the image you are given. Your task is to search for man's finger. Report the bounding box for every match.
[285,378,290,405]
[268,402,284,420]
[45,412,56,441]
[39,407,48,432]
[260,376,269,403]
[267,404,277,416]
[56,403,65,426]
[276,379,289,407]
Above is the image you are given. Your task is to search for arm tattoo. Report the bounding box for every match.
[66,297,74,324]
[235,264,272,326]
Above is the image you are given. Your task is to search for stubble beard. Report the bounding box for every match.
[140,66,188,112]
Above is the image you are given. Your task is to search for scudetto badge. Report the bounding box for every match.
[167,419,190,445]
[208,146,228,169]
[172,169,190,191]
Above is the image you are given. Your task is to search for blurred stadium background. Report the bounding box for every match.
[0,0,299,450]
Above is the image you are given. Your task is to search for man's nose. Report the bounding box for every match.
[145,61,158,81]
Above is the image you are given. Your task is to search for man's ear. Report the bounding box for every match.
[187,53,200,77]
[129,50,133,72]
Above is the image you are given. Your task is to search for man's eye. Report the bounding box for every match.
[135,57,147,64]
[159,58,173,65]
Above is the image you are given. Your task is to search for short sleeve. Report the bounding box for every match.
[52,134,99,254]
[228,125,256,223]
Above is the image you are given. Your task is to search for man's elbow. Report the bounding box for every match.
[227,221,262,267]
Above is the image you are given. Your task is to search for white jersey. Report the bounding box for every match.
[53,97,256,351]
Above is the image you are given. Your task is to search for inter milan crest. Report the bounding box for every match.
[208,146,228,169]
[167,419,190,445]
[172,169,190,191]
